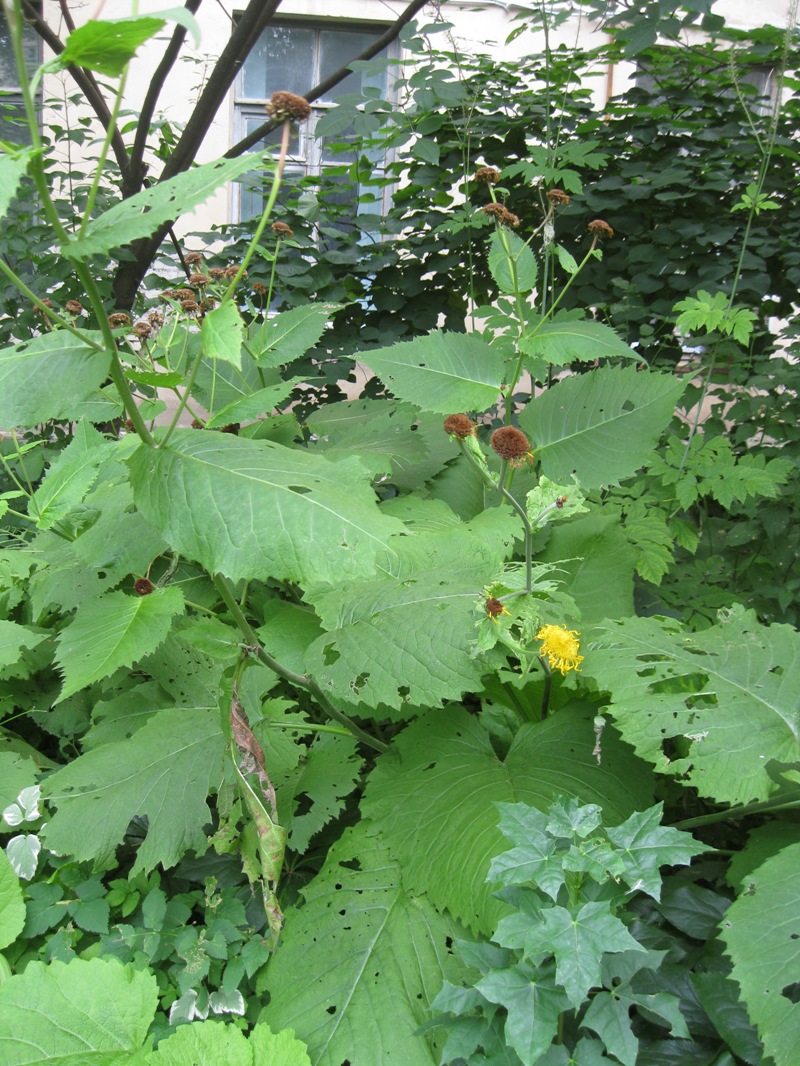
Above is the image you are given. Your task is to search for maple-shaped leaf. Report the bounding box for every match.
[42,708,225,873]
[129,430,405,585]
[524,901,644,1007]
[605,804,709,899]
[476,962,569,1065]
[260,823,465,1066]
[489,804,563,900]
[55,586,185,702]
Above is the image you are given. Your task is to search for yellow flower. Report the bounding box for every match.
[536,624,584,674]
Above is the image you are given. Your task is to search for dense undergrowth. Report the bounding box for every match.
[0,2,798,1064]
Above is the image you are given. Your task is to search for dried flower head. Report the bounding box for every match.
[536,624,583,674]
[159,289,177,302]
[191,419,205,429]
[483,202,520,228]
[253,281,268,295]
[475,166,501,185]
[65,299,84,315]
[189,273,210,287]
[134,577,154,596]
[132,322,152,339]
[588,219,614,239]
[148,310,164,326]
[223,265,245,280]
[546,188,570,206]
[485,597,510,622]
[219,423,240,434]
[184,251,204,265]
[200,297,217,312]
[180,299,199,314]
[272,221,294,238]
[174,288,194,301]
[208,267,225,280]
[266,90,312,123]
[108,312,131,329]
[490,426,532,461]
[443,414,477,439]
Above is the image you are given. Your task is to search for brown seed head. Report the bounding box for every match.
[253,281,268,295]
[266,91,312,123]
[223,265,243,280]
[189,273,210,287]
[134,577,154,596]
[483,202,520,228]
[588,219,614,239]
[443,414,477,440]
[174,288,194,301]
[108,312,131,329]
[490,426,531,460]
[191,419,205,429]
[148,310,164,326]
[485,597,507,619]
[219,423,241,435]
[65,299,84,314]
[200,297,217,312]
[34,298,53,316]
[475,166,501,185]
[184,251,204,265]
[272,221,294,238]
[132,322,152,339]
[546,188,570,206]
[180,299,199,313]
[208,267,225,280]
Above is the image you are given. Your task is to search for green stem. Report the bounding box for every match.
[539,656,552,720]
[674,793,800,830]
[77,61,129,238]
[212,574,389,754]
[160,343,206,446]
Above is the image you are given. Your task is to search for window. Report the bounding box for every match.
[233,20,393,230]
[0,13,40,144]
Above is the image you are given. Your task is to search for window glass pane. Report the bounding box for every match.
[319,29,387,102]
[244,25,314,99]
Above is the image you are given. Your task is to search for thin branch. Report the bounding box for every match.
[57,0,75,33]
[226,0,429,158]
[20,0,131,177]
[126,0,204,198]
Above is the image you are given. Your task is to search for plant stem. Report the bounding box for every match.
[674,793,800,830]
[212,573,388,754]
[539,657,552,720]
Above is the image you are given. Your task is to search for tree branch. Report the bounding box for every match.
[21,0,131,178]
[126,0,204,199]
[226,0,429,159]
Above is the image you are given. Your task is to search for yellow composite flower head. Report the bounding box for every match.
[536,624,584,675]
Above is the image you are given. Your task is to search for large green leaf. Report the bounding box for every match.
[0,332,110,427]
[56,9,199,76]
[0,957,157,1064]
[205,378,304,429]
[489,230,538,294]
[128,430,405,584]
[143,1019,312,1066]
[29,422,110,530]
[55,587,185,702]
[0,620,44,671]
[64,153,261,259]
[248,303,343,367]
[42,708,225,873]
[305,511,518,709]
[519,366,685,489]
[260,823,464,1066]
[720,842,800,1066]
[520,317,638,366]
[583,607,800,805]
[0,849,24,950]
[0,150,33,222]
[201,301,244,369]
[360,331,504,414]
[362,707,654,935]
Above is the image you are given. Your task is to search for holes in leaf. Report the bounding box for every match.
[350,672,369,694]
[770,664,784,676]
[287,485,310,495]
[322,643,340,666]
[294,792,313,817]
[622,399,635,412]
[782,983,800,1004]
[397,685,410,700]
[326,1005,337,1014]
[339,857,362,872]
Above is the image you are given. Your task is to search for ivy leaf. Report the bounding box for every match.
[605,804,709,900]
[362,707,654,935]
[720,841,800,1066]
[0,848,25,950]
[360,330,504,414]
[0,957,157,1061]
[525,901,644,1007]
[519,366,685,490]
[65,153,262,259]
[260,824,464,1066]
[129,430,404,585]
[55,587,185,702]
[202,301,244,369]
[584,607,800,805]
[476,963,569,1065]
[489,230,538,294]
[42,708,225,873]
[0,331,111,427]
[520,318,638,366]
[248,303,343,367]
